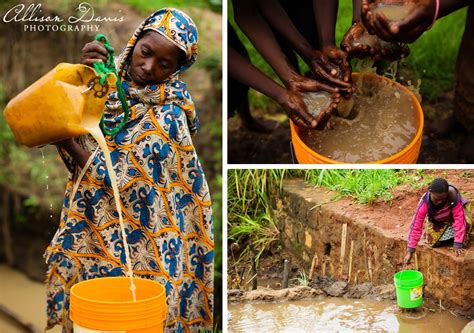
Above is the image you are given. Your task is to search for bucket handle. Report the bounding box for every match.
[93,34,130,137]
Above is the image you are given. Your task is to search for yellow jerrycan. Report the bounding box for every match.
[3,63,116,147]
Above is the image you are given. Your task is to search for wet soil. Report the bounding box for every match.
[227,90,467,164]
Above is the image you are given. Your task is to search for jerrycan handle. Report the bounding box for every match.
[94,34,130,137]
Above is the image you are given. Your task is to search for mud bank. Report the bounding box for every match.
[268,178,474,317]
[228,282,396,304]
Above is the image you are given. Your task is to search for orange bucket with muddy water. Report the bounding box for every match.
[291,72,424,164]
[70,277,167,333]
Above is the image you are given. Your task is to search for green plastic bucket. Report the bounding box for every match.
[394,270,423,308]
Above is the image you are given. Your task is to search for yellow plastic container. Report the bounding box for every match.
[291,72,424,164]
[3,63,116,147]
[70,277,167,333]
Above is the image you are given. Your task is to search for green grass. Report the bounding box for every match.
[304,169,433,204]
[227,169,293,263]
[229,2,466,109]
[290,270,309,287]
[399,10,466,99]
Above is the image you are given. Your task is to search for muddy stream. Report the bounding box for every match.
[0,265,61,333]
[228,298,469,333]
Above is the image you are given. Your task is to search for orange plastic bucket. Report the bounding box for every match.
[291,72,424,164]
[70,277,167,333]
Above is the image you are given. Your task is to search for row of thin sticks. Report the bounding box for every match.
[308,223,419,284]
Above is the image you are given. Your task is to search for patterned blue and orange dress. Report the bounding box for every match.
[44,8,213,333]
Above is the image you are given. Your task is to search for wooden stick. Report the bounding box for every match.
[330,262,335,277]
[348,240,354,282]
[322,257,326,277]
[354,269,361,284]
[250,248,257,290]
[243,273,257,288]
[309,253,319,281]
[282,259,290,289]
[340,223,348,278]
[368,255,373,283]
[363,232,369,280]
[415,253,419,271]
[340,223,348,263]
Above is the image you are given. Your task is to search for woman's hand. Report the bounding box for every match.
[81,40,108,67]
[341,21,410,61]
[361,0,434,43]
[403,251,413,265]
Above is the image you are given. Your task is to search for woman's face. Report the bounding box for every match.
[129,30,184,85]
[430,191,448,206]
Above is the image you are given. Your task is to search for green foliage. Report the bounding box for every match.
[228,170,291,263]
[290,270,309,287]
[304,169,431,204]
[460,171,472,179]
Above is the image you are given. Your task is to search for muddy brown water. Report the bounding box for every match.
[303,92,332,118]
[372,3,416,21]
[228,298,469,333]
[298,74,418,162]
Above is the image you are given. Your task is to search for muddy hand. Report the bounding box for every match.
[287,75,341,129]
[403,252,413,265]
[451,247,465,256]
[309,48,352,89]
[81,40,108,67]
[341,22,372,59]
[341,21,409,62]
[279,90,318,128]
[362,0,434,43]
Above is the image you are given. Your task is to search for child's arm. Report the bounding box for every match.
[407,199,429,252]
[451,200,467,250]
[229,46,318,128]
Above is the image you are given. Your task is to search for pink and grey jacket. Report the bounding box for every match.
[407,185,468,252]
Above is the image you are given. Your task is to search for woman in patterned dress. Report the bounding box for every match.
[46,8,213,332]
[404,177,472,265]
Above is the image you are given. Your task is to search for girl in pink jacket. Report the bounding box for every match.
[404,178,472,264]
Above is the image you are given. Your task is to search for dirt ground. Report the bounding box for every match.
[228,90,469,164]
